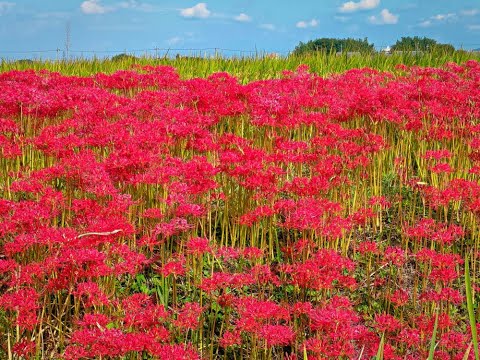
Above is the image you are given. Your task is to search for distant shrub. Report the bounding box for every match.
[293,37,374,55]
[111,53,139,62]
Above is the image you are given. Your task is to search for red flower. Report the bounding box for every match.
[174,302,203,330]
[219,330,242,348]
[258,324,295,347]
[186,237,212,256]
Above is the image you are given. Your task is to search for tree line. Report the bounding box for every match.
[293,36,456,55]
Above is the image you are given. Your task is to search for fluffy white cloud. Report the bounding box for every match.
[296,21,307,28]
[166,36,182,45]
[369,9,398,24]
[419,12,457,27]
[462,9,479,16]
[468,24,480,30]
[118,1,156,12]
[419,20,431,27]
[334,16,350,22]
[259,23,275,31]
[234,13,251,22]
[296,19,318,28]
[81,0,111,14]
[180,3,210,19]
[81,0,158,15]
[432,13,455,21]
[339,0,380,13]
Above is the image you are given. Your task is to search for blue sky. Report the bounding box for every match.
[1,0,480,59]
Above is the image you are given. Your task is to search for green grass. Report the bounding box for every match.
[2,50,480,81]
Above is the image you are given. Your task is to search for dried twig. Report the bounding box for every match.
[76,229,123,239]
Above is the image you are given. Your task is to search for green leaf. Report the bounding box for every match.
[427,309,439,360]
[375,333,385,360]
[465,255,480,360]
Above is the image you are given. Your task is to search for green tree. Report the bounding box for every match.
[293,38,374,55]
[391,36,455,53]
[111,53,139,62]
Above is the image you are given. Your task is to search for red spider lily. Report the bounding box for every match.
[423,149,453,161]
[388,289,410,307]
[420,287,464,304]
[382,246,407,267]
[291,301,313,317]
[239,205,275,226]
[122,293,169,329]
[0,288,39,330]
[357,241,379,255]
[153,217,193,238]
[215,246,241,261]
[74,282,110,307]
[234,296,290,333]
[396,327,421,349]
[415,249,462,284]
[186,237,212,256]
[368,195,392,208]
[280,249,356,291]
[1,61,480,359]
[199,272,255,293]
[158,255,186,277]
[242,246,264,260]
[219,330,242,348]
[174,302,203,330]
[258,324,295,347]
[374,313,403,334]
[429,162,453,174]
[75,313,113,329]
[12,338,36,359]
[148,344,200,360]
[404,218,464,245]
[439,330,469,354]
[142,208,164,219]
[64,328,159,359]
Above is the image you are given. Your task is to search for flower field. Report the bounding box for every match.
[1,60,480,359]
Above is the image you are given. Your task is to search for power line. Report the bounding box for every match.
[1,49,59,54]
[2,44,480,59]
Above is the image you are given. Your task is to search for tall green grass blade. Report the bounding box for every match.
[375,333,385,360]
[465,255,480,360]
[427,309,439,360]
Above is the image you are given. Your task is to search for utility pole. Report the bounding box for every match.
[65,21,71,60]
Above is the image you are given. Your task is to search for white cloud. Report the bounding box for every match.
[432,13,455,21]
[81,0,160,15]
[296,19,318,28]
[259,23,275,31]
[339,0,380,13]
[369,8,398,24]
[180,3,210,19]
[419,20,432,27]
[462,9,479,16]
[234,13,251,22]
[418,12,457,27]
[0,1,14,14]
[166,36,182,45]
[468,24,480,30]
[296,21,307,28]
[34,11,71,20]
[118,1,157,12]
[334,15,350,22]
[81,0,112,14]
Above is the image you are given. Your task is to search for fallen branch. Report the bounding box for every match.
[76,229,123,239]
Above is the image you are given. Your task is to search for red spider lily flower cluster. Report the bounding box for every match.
[0,61,479,359]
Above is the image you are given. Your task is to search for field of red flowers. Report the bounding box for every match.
[0,61,480,359]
